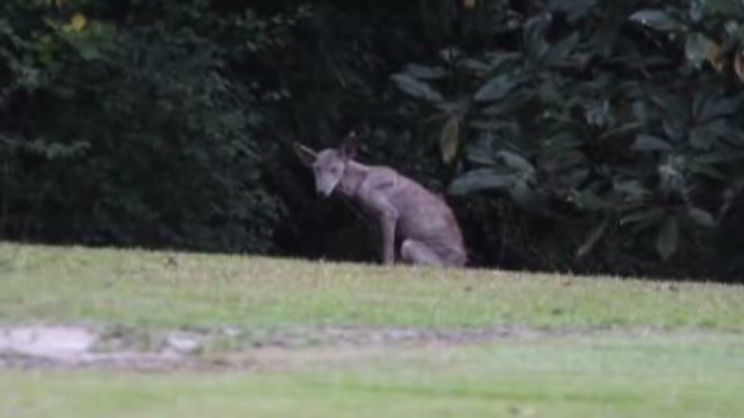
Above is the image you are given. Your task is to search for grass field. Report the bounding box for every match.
[1,243,743,417]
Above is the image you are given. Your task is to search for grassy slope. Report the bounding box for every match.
[1,243,743,329]
[1,243,744,418]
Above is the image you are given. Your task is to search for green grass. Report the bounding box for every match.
[0,243,743,329]
[2,243,744,418]
[2,334,744,418]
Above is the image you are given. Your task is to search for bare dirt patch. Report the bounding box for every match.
[0,324,650,372]
[0,326,184,371]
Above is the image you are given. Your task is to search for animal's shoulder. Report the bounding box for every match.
[361,165,399,188]
[366,164,398,177]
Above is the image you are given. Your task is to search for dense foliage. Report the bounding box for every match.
[392,0,744,278]
[2,0,743,280]
[0,0,291,252]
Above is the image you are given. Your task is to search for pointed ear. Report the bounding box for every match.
[293,143,318,167]
[338,131,360,161]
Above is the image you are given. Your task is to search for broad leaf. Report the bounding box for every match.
[690,119,728,150]
[573,190,609,211]
[614,180,650,199]
[699,0,743,16]
[576,219,608,259]
[459,58,491,73]
[689,164,726,180]
[439,47,463,63]
[629,9,684,32]
[404,64,448,80]
[523,15,551,60]
[440,116,460,164]
[544,32,580,66]
[556,167,590,188]
[509,180,543,208]
[689,126,712,150]
[655,217,679,261]
[549,0,598,22]
[695,96,733,123]
[685,33,714,68]
[464,139,496,165]
[620,208,664,226]
[391,74,443,102]
[688,207,715,227]
[448,169,513,196]
[474,75,519,102]
[497,150,535,173]
[481,90,534,115]
[631,135,673,151]
[694,150,744,164]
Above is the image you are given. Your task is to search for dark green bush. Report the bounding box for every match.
[0,1,287,252]
[391,0,744,279]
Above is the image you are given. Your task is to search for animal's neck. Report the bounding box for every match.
[337,161,369,197]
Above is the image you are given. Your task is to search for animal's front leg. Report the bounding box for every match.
[379,210,397,264]
[359,179,399,265]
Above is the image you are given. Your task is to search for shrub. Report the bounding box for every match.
[0,1,287,252]
[391,0,744,279]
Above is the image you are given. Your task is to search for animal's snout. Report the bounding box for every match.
[316,185,333,197]
[314,170,341,197]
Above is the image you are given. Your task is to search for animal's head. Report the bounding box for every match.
[294,132,360,198]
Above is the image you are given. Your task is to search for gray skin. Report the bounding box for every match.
[294,136,466,267]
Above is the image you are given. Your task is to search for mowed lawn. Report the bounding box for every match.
[1,244,743,329]
[1,243,744,418]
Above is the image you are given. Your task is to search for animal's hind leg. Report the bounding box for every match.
[400,239,443,266]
